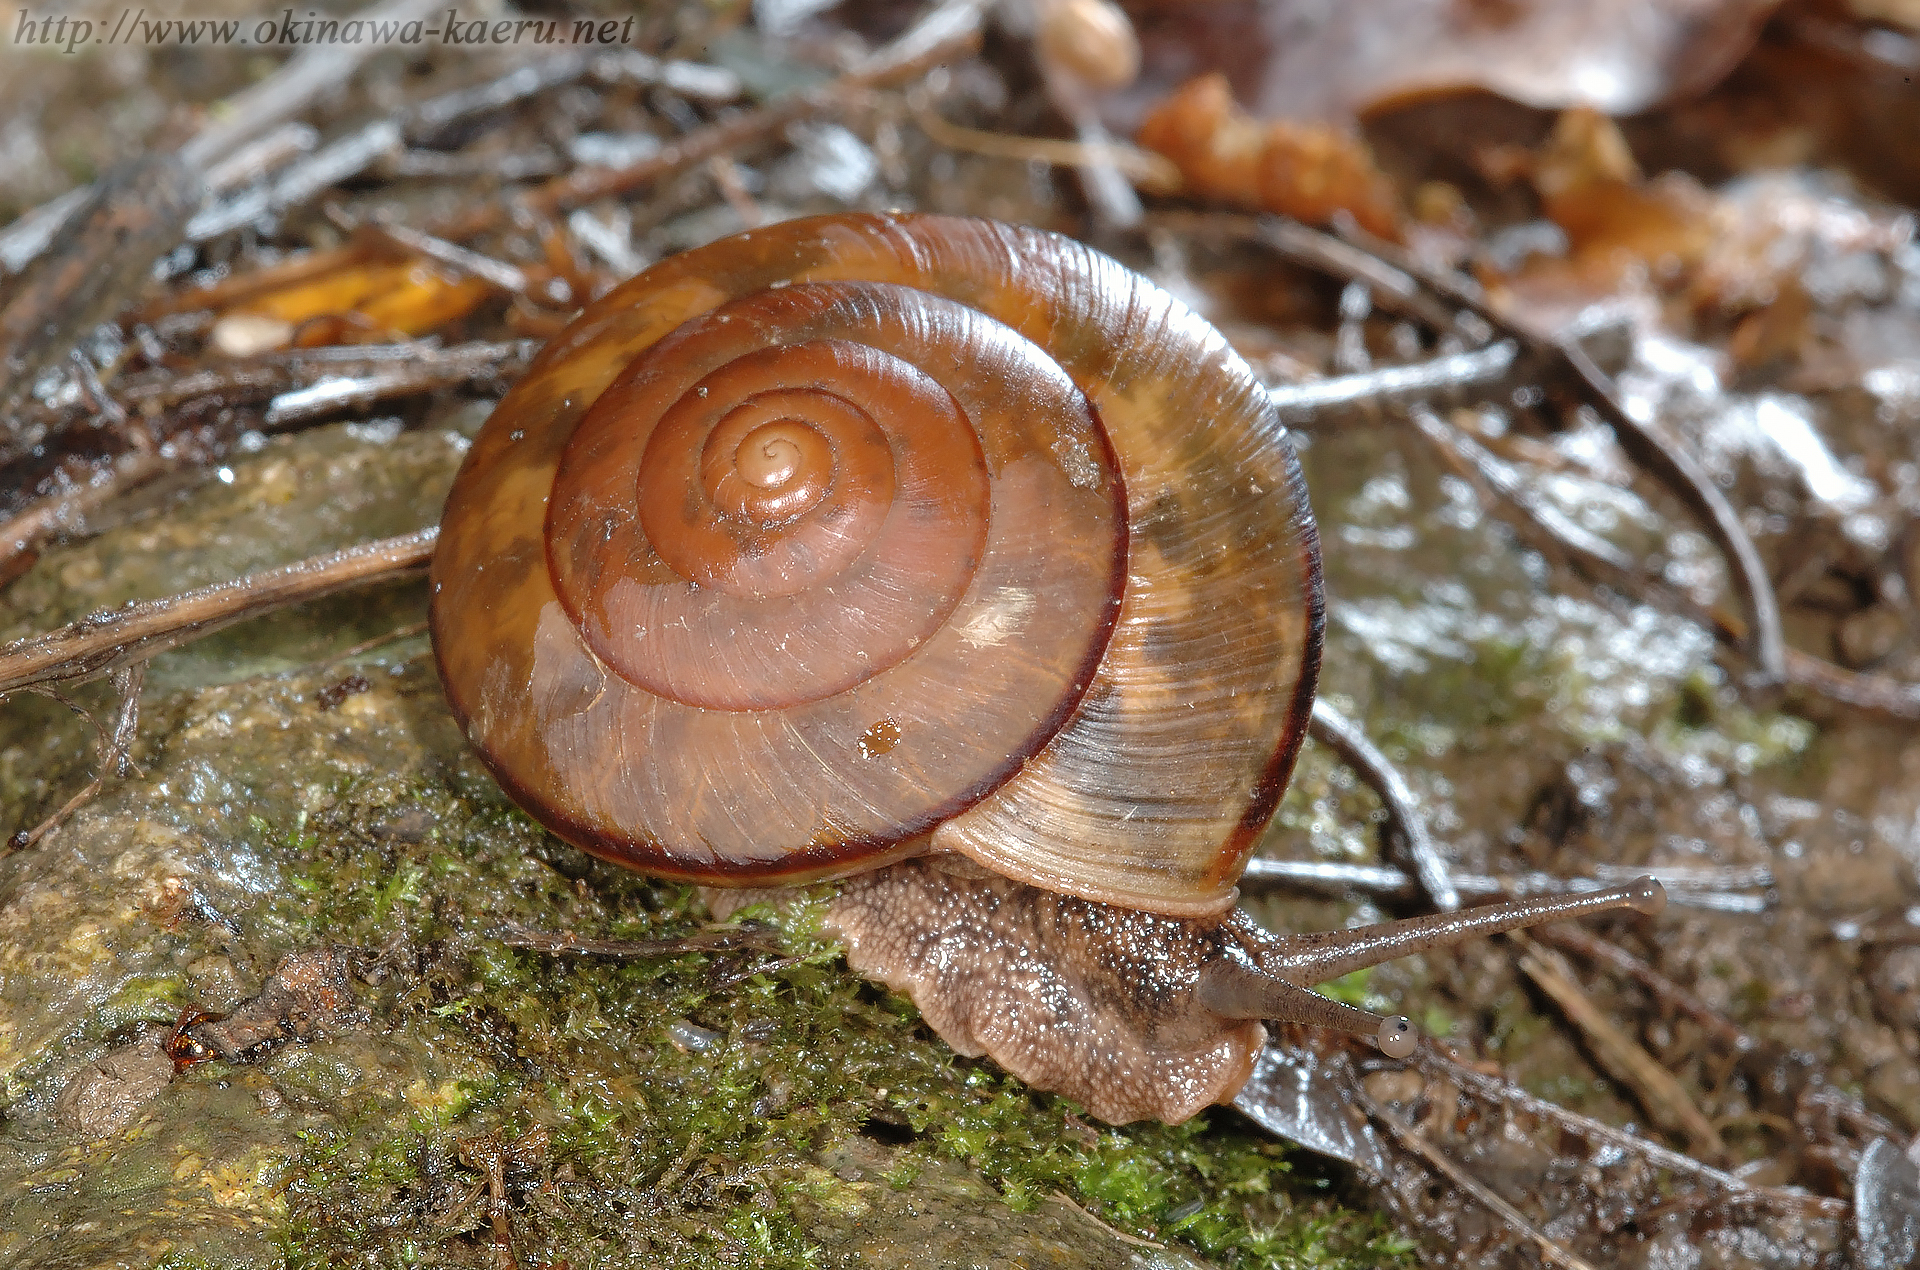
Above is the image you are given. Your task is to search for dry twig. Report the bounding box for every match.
[1046,1191,1166,1251]
[0,155,202,427]
[1239,858,1771,914]
[526,0,985,215]
[8,662,146,850]
[1268,341,1518,427]
[1407,401,1920,720]
[1414,1049,1848,1219]
[909,94,1180,194]
[178,0,441,171]
[0,341,533,578]
[0,529,436,696]
[1530,922,1754,1052]
[1307,698,1459,911]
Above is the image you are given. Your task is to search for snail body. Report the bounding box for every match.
[431,213,1664,1124]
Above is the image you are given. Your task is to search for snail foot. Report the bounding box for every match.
[825,858,1268,1125]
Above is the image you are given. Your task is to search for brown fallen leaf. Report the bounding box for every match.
[1487,104,1910,337]
[1533,107,1715,267]
[1136,73,1401,237]
[1113,0,1786,127]
[169,944,365,1065]
[229,259,492,348]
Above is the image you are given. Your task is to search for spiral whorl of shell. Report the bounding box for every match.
[430,213,1321,914]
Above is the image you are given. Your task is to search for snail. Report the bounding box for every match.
[429,212,1665,1124]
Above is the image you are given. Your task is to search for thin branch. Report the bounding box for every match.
[400,46,743,150]
[9,661,145,850]
[124,339,534,411]
[908,95,1179,194]
[0,447,169,583]
[0,529,436,696]
[187,120,403,242]
[199,122,320,195]
[312,619,430,669]
[1778,647,1920,720]
[359,220,532,295]
[1405,403,1645,580]
[69,349,128,427]
[10,772,105,853]
[1268,340,1518,426]
[402,49,598,146]
[0,155,203,425]
[262,341,538,426]
[1046,1192,1166,1251]
[0,341,533,579]
[177,0,442,171]
[1258,217,1467,336]
[1407,402,1920,721]
[1307,698,1459,911]
[0,187,90,275]
[1038,68,1148,230]
[525,0,984,214]
[1529,922,1754,1053]
[1414,1049,1849,1219]
[1148,210,1470,336]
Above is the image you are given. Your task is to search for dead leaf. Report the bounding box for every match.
[1137,73,1401,236]
[1114,0,1786,125]
[232,260,491,345]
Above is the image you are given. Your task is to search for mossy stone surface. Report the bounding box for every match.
[0,419,1406,1268]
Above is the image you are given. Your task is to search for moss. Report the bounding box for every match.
[243,774,1411,1269]
[1649,668,1815,774]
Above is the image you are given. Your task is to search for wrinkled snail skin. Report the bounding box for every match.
[431,212,1670,1125]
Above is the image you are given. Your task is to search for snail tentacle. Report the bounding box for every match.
[1259,878,1670,986]
[1196,957,1417,1056]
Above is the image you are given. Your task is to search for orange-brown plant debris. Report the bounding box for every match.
[1136,73,1401,239]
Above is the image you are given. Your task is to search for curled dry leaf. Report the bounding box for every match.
[1485,106,1717,319]
[227,259,491,348]
[1486,105,1913,347]
[1117,0,1787,126]
[1136,73,1401,237]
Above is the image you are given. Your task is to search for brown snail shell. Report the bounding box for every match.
[430,212,1321,918]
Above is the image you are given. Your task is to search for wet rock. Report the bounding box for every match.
[795,1136,1214,1270]
[52,1023,174,1137]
